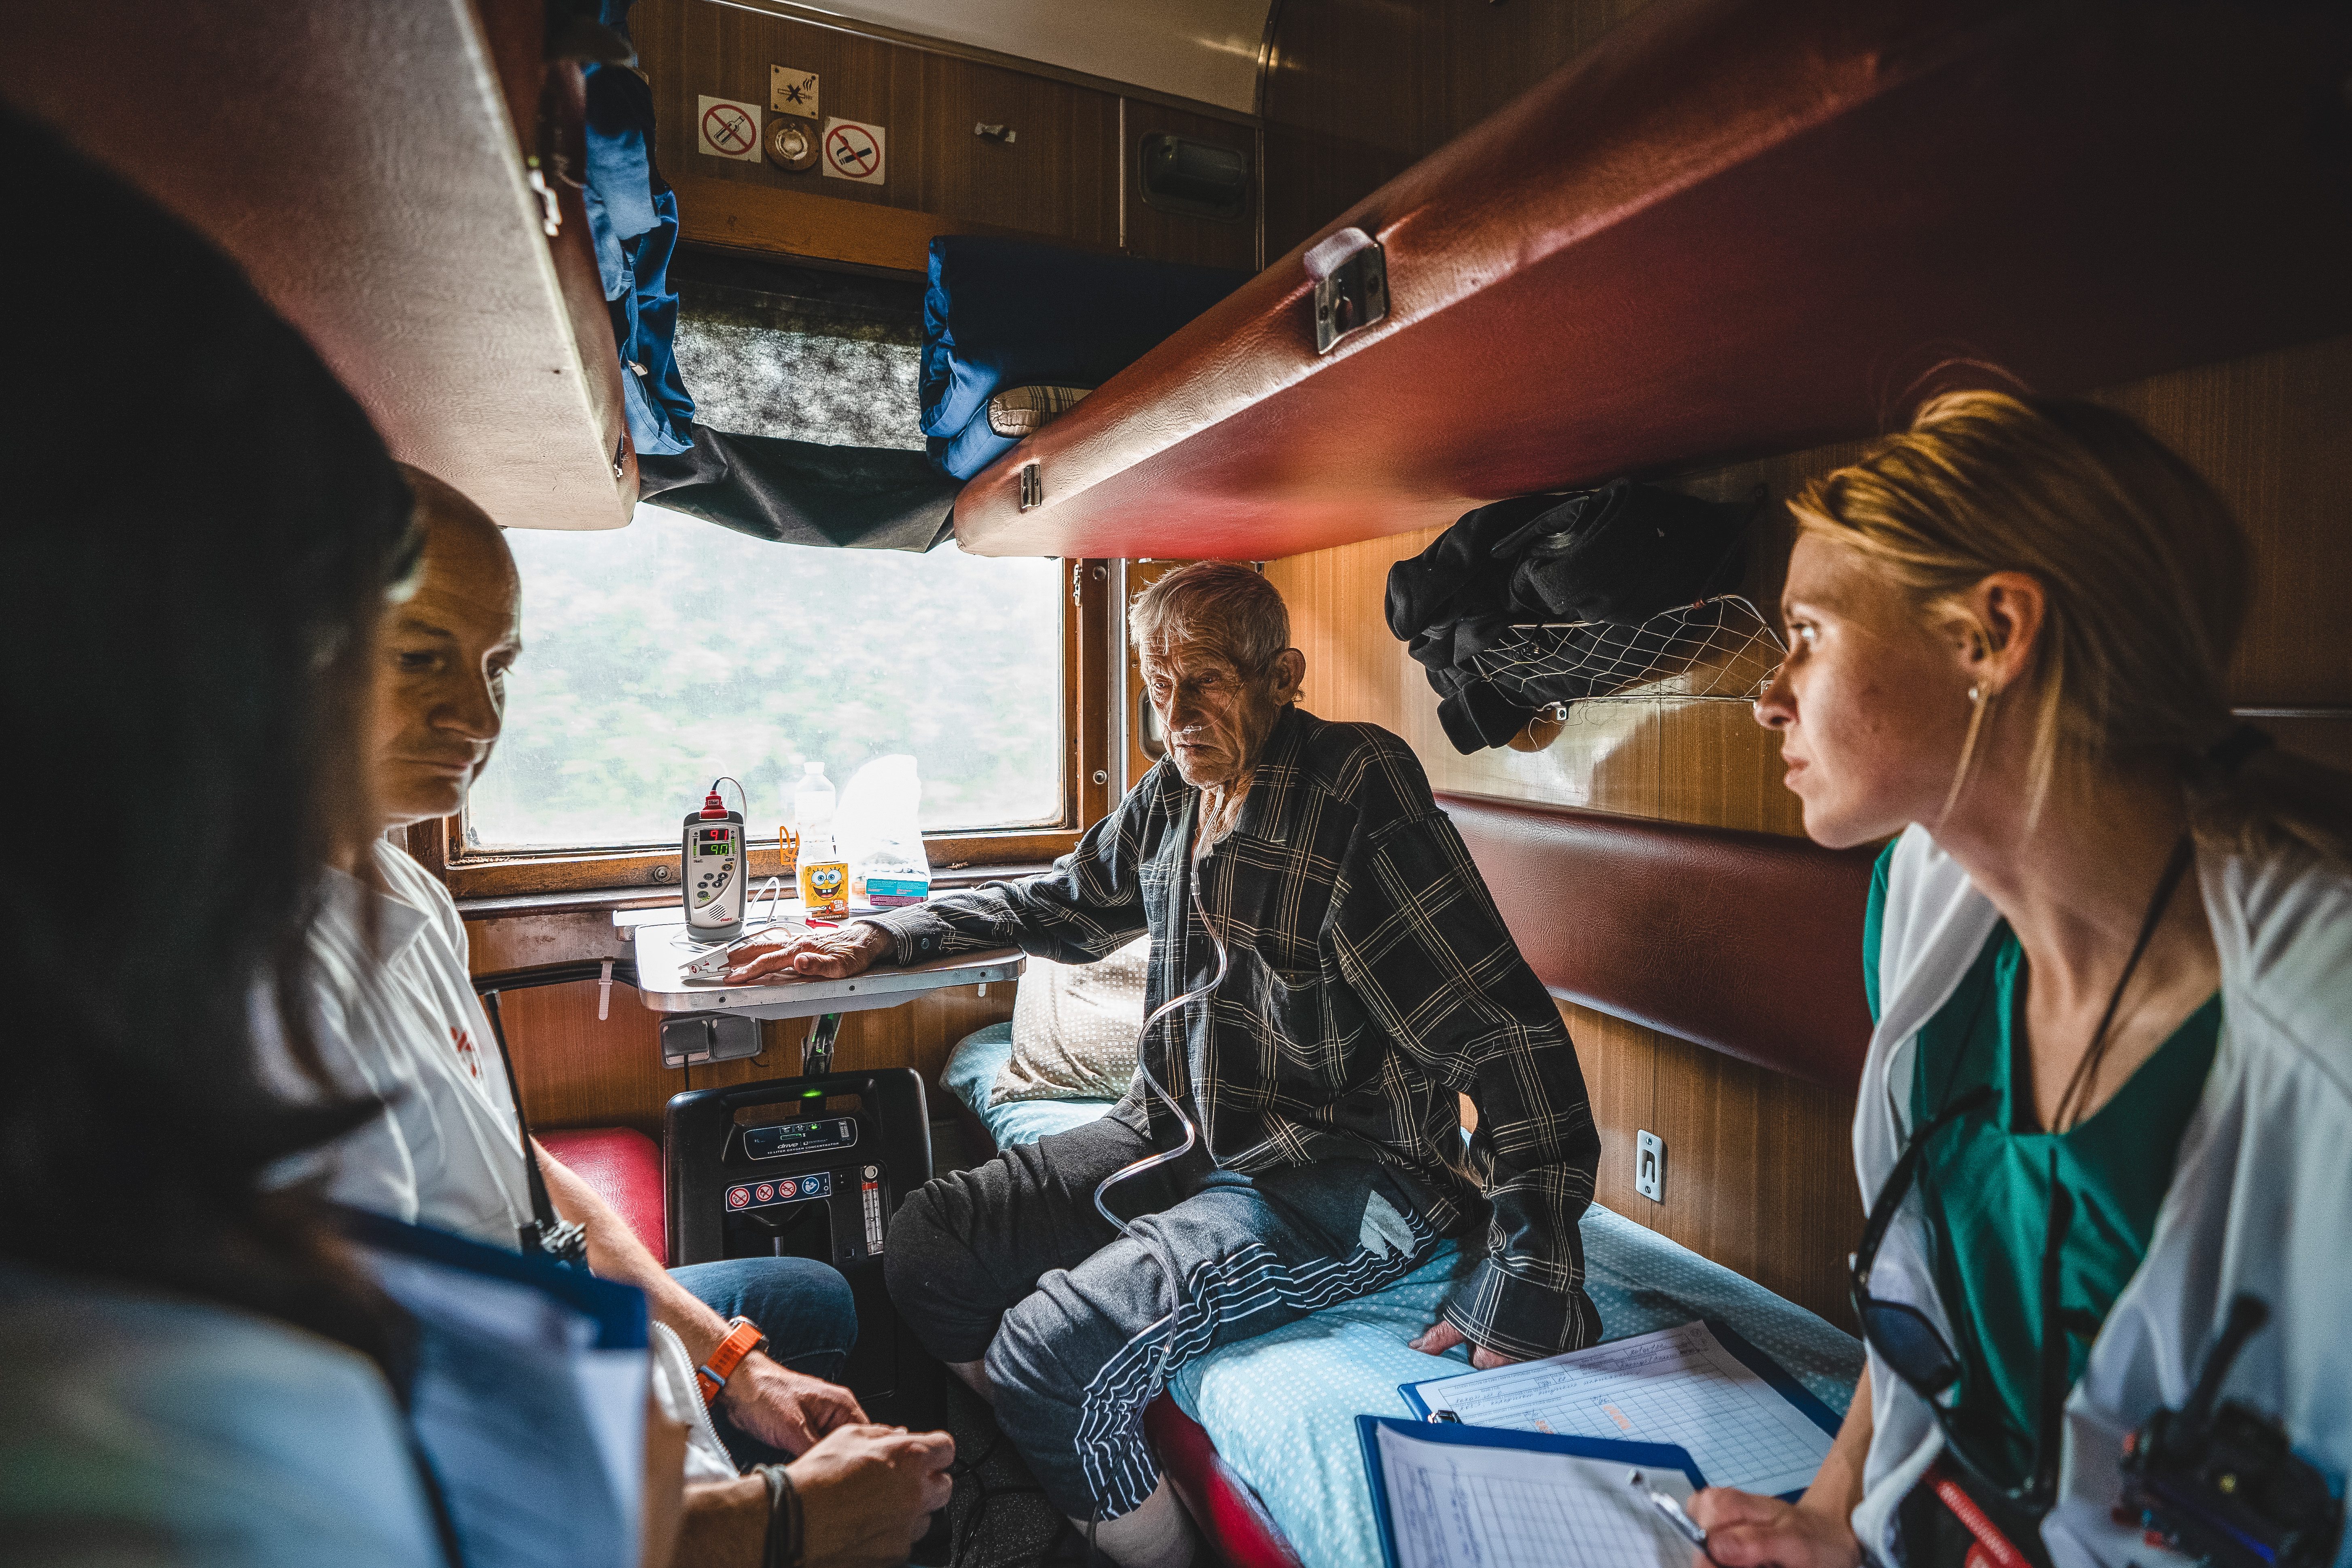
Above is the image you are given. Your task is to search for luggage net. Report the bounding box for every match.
[1467,595,1787,713]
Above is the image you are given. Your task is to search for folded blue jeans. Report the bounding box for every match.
[669,1256,858,1470]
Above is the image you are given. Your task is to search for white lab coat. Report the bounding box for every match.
[1852,825,2352,1568]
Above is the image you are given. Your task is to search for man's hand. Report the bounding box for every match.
[1408,1318,1522,1371]
[1684,1489,1861,1568]
[725,922,894,984]
[790,1424,956,1568]
[718,1352,869,1456]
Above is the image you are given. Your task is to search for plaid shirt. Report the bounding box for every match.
[870,705,1601,1359]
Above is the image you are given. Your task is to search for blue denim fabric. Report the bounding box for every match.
[669,1256,860,1469]
[582,22,693,457]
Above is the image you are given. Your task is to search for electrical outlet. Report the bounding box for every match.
[1635,1129,1665,1203]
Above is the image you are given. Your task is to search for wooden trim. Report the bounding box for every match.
[699,0,1262,129]
[438,828,1082,900]
[671,171,1113,275]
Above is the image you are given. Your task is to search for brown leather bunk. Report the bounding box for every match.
[951,0,2352,561]
[5,0,636,531]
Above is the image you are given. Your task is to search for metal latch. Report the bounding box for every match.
[1017,461,1043,511]
[1305,227,1387,354]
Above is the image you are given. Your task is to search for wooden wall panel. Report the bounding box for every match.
[1261,0,1648,258]
[1120,102,1260,272]
[635,0,1268,270]
[635,0,1122,249]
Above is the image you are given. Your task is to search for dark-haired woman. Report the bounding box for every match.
[1694,391,2352,1568]
[0,107,438,1564]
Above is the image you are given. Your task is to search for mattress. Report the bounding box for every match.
[938,1026,1864,1568]
[920,238,1247,480]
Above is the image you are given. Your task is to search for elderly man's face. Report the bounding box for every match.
[370,483,522,828]
[1140,634,1304,790]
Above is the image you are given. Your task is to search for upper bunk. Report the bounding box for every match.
[951,0,2352,561]
[5,0,637,531]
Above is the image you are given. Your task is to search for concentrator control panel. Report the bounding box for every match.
[743,1116,858,1161]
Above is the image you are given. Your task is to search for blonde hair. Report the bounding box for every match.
[1129,561,1291,676]
[1791,389,2352,864]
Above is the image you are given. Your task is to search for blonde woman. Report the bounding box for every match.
[1696,392,2352,1568]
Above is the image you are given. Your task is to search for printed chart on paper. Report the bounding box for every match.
[1410,1320,1833,1497]
[1377,1425,1696,1568]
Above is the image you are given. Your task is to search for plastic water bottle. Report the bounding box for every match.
[792,762,837,855]
[793,762,849,915]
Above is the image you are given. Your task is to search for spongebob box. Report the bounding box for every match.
[799,857,850,917]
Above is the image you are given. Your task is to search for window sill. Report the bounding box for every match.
[455,859,1063,920]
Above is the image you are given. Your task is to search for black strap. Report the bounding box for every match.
[2049,833,2196,1132]
[473,988,572,1258]
[470,963,637,1263]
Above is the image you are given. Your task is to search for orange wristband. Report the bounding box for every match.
[696,1316,766,1408]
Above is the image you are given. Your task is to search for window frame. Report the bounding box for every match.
[420,557,1115,899]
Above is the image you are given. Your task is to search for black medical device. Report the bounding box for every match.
[664,1054,936,1427]
[2119,1295,2343,1568]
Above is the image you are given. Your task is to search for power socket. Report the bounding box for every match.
[1634,1129,1665,1203]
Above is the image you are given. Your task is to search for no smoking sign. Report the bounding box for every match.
[696,95,761,162]
[821,116,887,185]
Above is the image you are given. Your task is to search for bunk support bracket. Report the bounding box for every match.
[1306,227,1388,354]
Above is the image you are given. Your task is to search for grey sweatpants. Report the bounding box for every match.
[884,1115,1446,1520]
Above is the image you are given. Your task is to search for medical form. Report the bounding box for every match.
[1400,1320,1838,1498]
[1359,1417,1703,1568]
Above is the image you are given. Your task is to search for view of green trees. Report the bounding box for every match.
[466,504,1062,850]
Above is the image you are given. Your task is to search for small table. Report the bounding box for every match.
[616,905,1023,1070]
[618,907,1022,1021]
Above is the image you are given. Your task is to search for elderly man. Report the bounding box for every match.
[302,468,951,1568]
[728,561,1600,1568]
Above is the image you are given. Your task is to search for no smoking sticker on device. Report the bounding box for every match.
[696,95,761,162]
[822,117,887,184]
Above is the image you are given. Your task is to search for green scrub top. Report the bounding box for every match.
[1863,844,2221,1490]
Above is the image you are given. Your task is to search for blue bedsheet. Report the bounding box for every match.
[938,1027,1864,1568]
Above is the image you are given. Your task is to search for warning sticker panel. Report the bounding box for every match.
[696,95,762,162]
[821,116,887,185]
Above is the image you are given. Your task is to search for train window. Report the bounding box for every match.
[419,253,1110,899]
[464,504,1064,852]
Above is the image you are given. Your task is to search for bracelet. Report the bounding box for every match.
[757,1463,804,1568]
[695,1316,768,1408]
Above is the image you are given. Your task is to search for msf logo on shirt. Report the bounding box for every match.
[451,1025,481,1080]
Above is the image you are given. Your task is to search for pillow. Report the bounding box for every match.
[991,936,1149,1105]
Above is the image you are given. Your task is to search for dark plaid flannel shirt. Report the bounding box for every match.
[867,705,1602,1359]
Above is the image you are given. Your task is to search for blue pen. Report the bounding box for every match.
[1627,1469,1711,1553]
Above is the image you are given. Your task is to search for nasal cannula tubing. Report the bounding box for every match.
[1090,850,1232,1393]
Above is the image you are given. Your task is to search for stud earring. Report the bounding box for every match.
[1968,685,1980,703]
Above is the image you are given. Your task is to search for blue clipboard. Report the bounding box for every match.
[1357,1416,1707,1568]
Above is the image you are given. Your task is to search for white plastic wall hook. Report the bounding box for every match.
[597,958,614,1022]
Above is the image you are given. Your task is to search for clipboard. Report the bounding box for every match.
[1357,1416,1707,1568]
